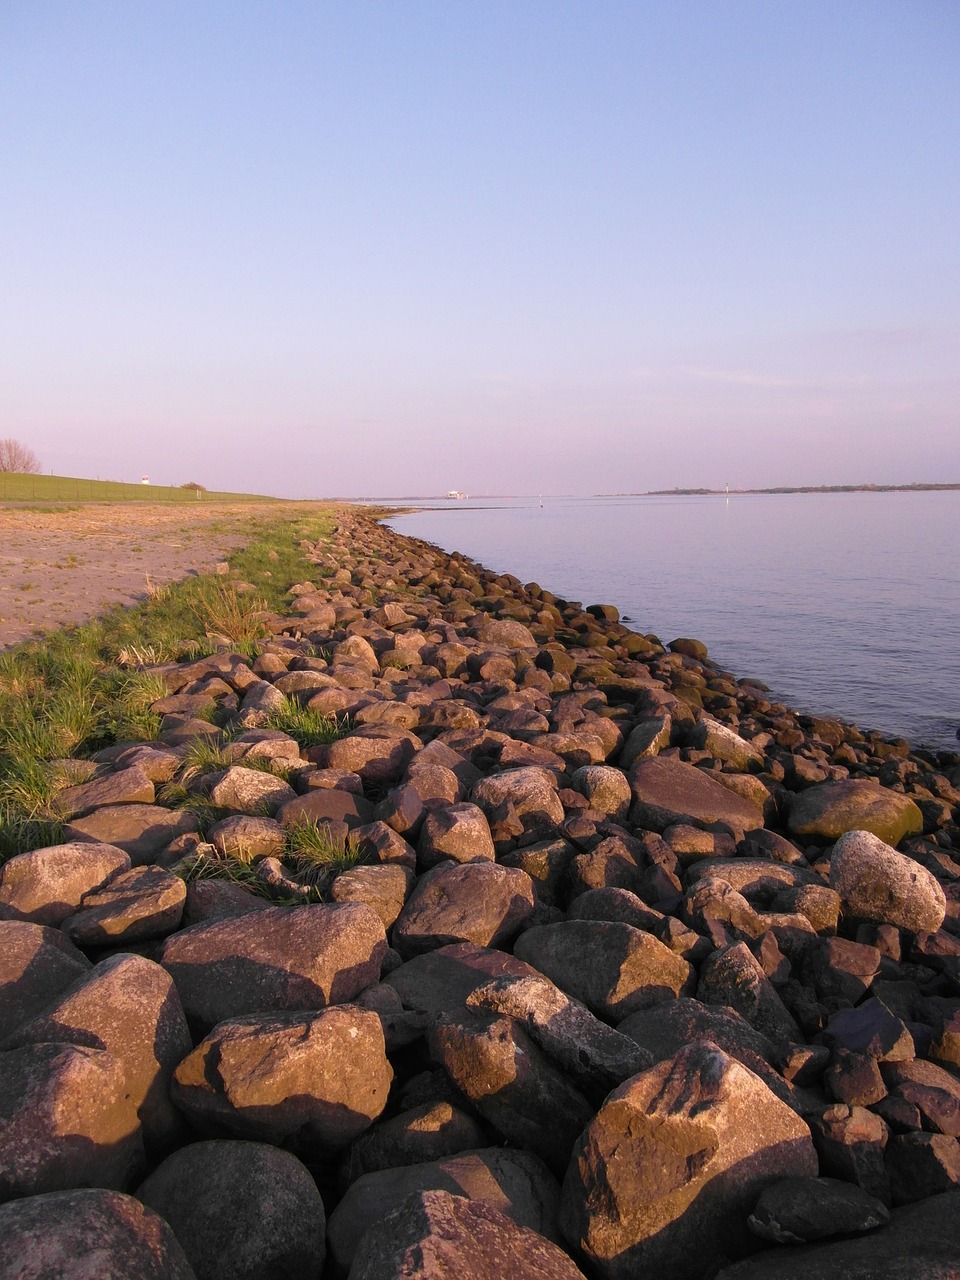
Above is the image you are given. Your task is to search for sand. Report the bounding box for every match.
[0,501,328,650]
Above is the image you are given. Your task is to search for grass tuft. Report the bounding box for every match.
[265,702,347,749]
[193,578,270,653]
[284,818,366,888]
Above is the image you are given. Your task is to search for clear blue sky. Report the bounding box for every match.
[1,1,957,496]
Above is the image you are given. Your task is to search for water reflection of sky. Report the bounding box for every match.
[384,491,960,749]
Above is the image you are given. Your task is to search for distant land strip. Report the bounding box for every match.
[639,482,960,496]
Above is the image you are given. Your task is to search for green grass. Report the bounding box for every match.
[0,507,338,857]
[264,702,347,748]
[192,577,270,653]
[0,473,278,503]
[284,818,366,887]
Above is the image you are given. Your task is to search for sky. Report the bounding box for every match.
[1,1,958,497]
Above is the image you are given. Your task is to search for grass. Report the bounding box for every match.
[0,473,278,503]
[264,702,346,748]
[192,577,270,653]
[0,506,339,859]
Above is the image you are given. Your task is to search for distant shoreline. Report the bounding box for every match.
[640,483,960,496]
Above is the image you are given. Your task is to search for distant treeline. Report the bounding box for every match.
[642,483,960,496]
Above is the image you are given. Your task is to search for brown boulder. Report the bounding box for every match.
[350,1189,586,1280]
[0,1188,197,1280]
[160,902,386,1032]
[629,756,764,839]
[61,865,186,945]
[0,841,130,926]
[430,1013,593,1173]
[172,1008,391,1149]
[514,920,693,1021]
[0,921,91,1040]
[2,953,190,1151]
[52,765,155,819]
[788,780,923,845]
[392,863,536,959]
[0,1042,143,1201]
[327,1148,561,1272]
[64,806,200,864]
[560,1041,818,1280]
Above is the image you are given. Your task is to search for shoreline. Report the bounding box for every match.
[2,506,959,1274]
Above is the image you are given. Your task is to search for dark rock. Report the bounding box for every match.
[697,942,801,1044]
[714,1189,960,1278]
[348,1189,587,1280]
[465,971,651,1091]
[885,1132,960,1204]
[327,1148,561,1272]
[338,1102,487,1187]
[0,1188,197,1279]
[429,1013,593,1172]
[136,1139,325,1280]
[748,1174,889,1243]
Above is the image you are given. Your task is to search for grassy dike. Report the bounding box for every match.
[0,503,354,879]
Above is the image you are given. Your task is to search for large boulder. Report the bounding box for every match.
[52,766,156,819]
[385,943,543,1021]
[339,1102,487,1187]
[61,865,186,945]
[3,953,190,1151]
[327,1148,561,1272]
[714,1188,960,1279]
[0,1188,197,1280]
[0,921,91,1040]
[471,767,565,841]
[0,842,130,926]
[829,829,946,933]
[392,862,535,958]
[514,920,694,1021]
[0,1042,143,1201]
[63,806,200,864]
[429,1014,594,1174]
[787,780,922,846]
[466,972,651,1092]
[349,1189,587,1280]
[160,903,386,1032]
[136,1139,325,1280]
[560,1041,818,1280]
[171,1007,391,1149]
[629,756,764,839]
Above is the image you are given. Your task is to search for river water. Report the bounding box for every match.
[384,491,960,751]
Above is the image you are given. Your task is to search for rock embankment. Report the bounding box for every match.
[2,509,960,1278]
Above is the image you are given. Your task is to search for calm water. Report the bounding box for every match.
[385,492,960,750]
